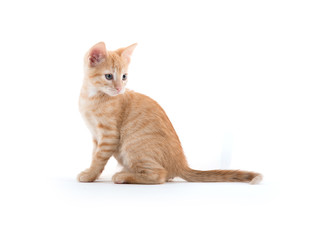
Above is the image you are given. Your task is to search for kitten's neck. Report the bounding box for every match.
[80,82,125,103]
[86,85,99,98]
[80,83,106,100]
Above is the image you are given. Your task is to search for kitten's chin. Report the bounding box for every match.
[103,88,125,97]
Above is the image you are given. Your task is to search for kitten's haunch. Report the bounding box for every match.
[77,42,262,184]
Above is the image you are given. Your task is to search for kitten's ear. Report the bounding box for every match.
[88,42,107,67]
[120,43,137,63]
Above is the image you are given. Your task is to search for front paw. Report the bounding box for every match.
[77,169,98,182]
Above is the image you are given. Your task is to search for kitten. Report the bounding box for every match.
[78,42,262,184]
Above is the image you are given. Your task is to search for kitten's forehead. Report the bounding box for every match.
[106,51,127,72]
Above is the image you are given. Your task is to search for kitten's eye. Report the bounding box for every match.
[122,74,128,81]
[105,74,113,80]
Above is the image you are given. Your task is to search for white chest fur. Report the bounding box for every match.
[79,97,99,139]
[79,89,119,142]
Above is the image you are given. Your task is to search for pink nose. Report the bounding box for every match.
[116,87,121,92]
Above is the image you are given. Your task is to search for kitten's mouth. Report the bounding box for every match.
[116,88,125,95]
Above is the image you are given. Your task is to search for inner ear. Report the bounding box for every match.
[89,42,107,67]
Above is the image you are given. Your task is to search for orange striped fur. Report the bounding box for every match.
[77,42,263,184]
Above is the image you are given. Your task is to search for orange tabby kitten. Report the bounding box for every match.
[78,42,262,184]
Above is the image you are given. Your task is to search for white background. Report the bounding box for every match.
[0,0,327,239]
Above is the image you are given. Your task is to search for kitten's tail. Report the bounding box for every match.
[178,166,263,184]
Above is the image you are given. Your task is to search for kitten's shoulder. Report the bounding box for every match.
[124,89,157,103]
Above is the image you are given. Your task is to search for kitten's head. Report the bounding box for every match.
[84,42,137,97]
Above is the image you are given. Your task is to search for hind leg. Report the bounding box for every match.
[112,160,167,184]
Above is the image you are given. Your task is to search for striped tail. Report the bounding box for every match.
[178,166,262,184]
